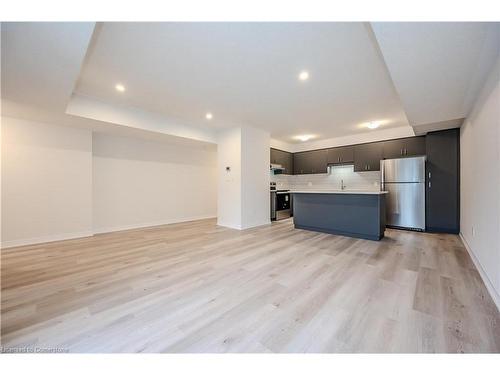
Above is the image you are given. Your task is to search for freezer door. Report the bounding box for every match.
[382,156,425,183]
[384,182,425,230]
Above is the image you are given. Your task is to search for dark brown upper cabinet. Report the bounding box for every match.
[270,148,293,174]
[353,142,383,172]
[382,137,426,159]
[327,146,354,165]
[293,149,328,175]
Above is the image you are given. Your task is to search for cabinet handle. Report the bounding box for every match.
[400,149,403,155]
[405,148,408,155]
[428,181,431,188]
[428,172,431,178]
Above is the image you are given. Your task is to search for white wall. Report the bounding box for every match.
[1,117,217,248]
[460,56,500,308]
[92,133,217,233]
[241,127,270,229]
[217,126,270,230]
[271,165,380,192]
[1,117,93,248]
[216,128,242,229]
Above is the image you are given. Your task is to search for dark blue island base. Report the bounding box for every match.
[291,192,387,241]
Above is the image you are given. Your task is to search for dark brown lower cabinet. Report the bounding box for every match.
[426,129,460,234]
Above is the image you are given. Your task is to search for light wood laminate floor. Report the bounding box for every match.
[1,218,499,353]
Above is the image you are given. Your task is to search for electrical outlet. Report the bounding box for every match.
[307,182,312,187]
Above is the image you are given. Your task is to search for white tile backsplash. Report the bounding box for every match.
[271,165,381,191]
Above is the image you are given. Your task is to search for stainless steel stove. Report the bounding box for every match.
[270,182,292,220]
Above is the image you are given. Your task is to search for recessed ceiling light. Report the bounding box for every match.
[115,83,125,92]
[205,112,213,120]
[367,121,380,129]
[298,71,309,81]
[296,135,314,142]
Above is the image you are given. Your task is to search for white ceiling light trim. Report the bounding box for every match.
[298,70,310,81]
[295,134,315,142]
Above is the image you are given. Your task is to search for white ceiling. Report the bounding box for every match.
[75,22,410,142]
[372,22,500,129]
[2,22,499,147]
[1,22,95,110]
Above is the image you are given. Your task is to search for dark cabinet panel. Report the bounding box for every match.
[382,139,407,159]
[270,148,279,164]
[270,148,287,166]
[285,152,293,174]
[327,146,354,164]
[310,149,328,174]
[270,148,293,174]
[382,137,426,159]
[405,136,426,156]
[279,151,293,175]
[293,152,306,175]
[426,129,460,234]
[353,143,383,172]
[293,150,327,174]
[274,137,424,176]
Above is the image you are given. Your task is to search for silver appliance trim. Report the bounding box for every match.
[381,156,426,231]
[276,209,291,220]
[381,156,426,183]
[270,191,277,220]
[383,181,425,230]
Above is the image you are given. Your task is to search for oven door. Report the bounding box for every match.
[276,193,291,220]
[270,192,277,221]
[276,193,290,210]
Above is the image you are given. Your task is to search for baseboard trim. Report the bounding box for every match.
[459,232,500,312]
[93,215,217,234]
[241,220,272,230]
[216,221,242,230]
[1,216,218,249]
[1,231,94,250]
[217,220,272,230]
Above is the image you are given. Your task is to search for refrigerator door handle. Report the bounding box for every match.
[380,160,385,189]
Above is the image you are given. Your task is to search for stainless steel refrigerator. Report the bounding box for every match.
[381,156,426,231]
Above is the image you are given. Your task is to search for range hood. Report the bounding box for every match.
[270,163,285,171]
[270,163,285,175]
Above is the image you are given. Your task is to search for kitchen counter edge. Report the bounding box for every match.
[290,190,388,195]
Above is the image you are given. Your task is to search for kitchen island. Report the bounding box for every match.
[291,190,388,240]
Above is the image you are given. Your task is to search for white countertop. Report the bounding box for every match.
[290,190,388,195]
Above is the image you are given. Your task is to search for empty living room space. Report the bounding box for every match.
[1,1,499,373]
